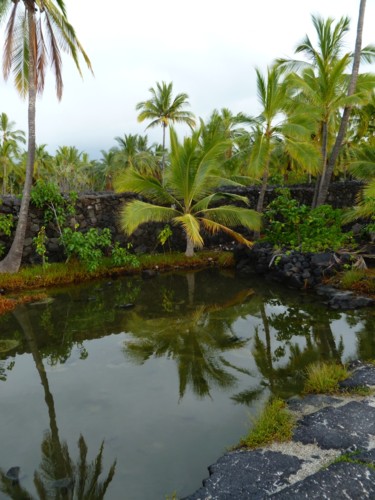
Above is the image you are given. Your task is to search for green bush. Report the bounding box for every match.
[61,226,112,272]
[263,189,352,252]
[0,201,14,258]
[31,180,77,230]
[111,242,140,268]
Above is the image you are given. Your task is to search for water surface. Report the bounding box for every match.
[0,269,374,499]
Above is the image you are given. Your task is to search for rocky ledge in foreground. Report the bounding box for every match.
[185,362,375,500]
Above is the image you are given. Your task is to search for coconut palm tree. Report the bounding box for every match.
[115,127,261,257]
[248,65,319,216]
[277,10,375,207]
[0,112,25,194]
[136,81,196,170]
[0,0,92,273]
[113,133,160,178]
[318,0,373,206]
[200,108,254,177]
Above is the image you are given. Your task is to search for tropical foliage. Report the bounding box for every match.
[115,127,261,256]
[0,5,374,263]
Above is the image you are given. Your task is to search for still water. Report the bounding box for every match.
[0,268,374,499]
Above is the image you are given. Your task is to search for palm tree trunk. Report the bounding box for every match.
[312,121,328,208]
[254,155,270,240]
[13,306,69,478]
[315,0,367,207]
[0,9,36,273]
[185,236,195,257]
[161,123,167,171]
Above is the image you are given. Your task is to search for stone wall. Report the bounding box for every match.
[0,181,364,264]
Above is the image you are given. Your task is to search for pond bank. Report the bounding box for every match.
[185,362,375,499]
[234,243,374,310]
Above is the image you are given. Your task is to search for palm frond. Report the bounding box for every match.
[201,205,261,232]
[120,200,178,235]
[200,217,255,247]
[114,167,176,205]
[173,213,203,247]
[192,191,249,213]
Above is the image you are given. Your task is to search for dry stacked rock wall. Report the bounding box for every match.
[0,181,363,264]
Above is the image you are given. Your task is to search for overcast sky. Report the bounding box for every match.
[0,0,374,160]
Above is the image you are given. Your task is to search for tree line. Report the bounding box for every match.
[0,0,373,270]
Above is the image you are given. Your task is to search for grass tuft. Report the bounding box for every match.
[341,269,367,289]
[239,399,295,449]
[304,362,349,394]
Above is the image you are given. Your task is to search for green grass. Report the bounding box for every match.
[238,399,295,449]
[341,269,367,288]
[304,362,349,394]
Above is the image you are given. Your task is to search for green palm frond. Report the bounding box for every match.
[193,192,249,213]
[173,213,203,248]
[114,167,176,205]
[284,137,321,173]
[247,132,271,177]
[201,205,261,232]
[343,180,375,223]
[350,160,375,180]
[120,200,178,235]
[200,218,254,247]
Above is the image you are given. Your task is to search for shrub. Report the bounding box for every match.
[263,189,352,252]
[31,180,77,234]
[61,226,112,272]
[111,242,140,268]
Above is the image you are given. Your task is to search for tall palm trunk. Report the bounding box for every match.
[312,121,328,207]
[315,0,367,207]
[161,123,167,171]
[0,8,36,273]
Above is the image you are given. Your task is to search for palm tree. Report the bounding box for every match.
[317,0,372,206]
[248,65,319,215]
[277,11,375,207]
[0,0,92,273]
[200,108,254,177]
[0,112,25,194]
[3,305,117,499]
[136,81,196,170]
[33,144,53,181]
[113,133,160,178]
[115,127,261,257]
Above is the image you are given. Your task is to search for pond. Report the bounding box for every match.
[0,268,374,499]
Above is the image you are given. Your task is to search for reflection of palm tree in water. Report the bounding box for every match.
[124,274,254,399]
[252,301,344,398]
[0,305,116,499]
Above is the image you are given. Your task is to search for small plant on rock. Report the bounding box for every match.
[304,362,348,394]
[239,398,295,449]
